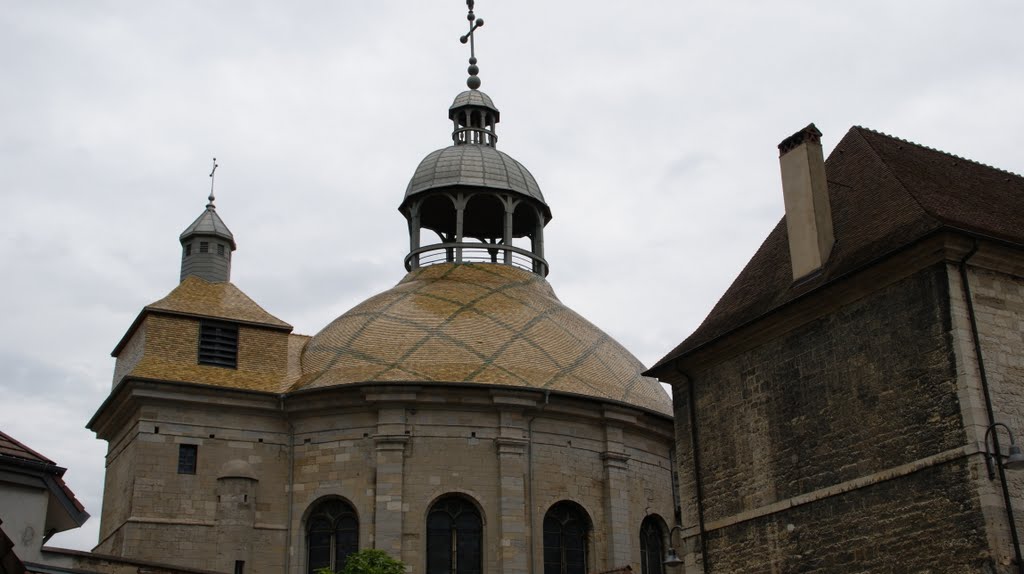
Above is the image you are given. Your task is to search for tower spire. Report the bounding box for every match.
[459,0,485,90]
[207,157,218,209]
[180,159,236,283]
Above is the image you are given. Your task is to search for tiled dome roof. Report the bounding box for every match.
[404,145,547,207]
[297,263,671,415]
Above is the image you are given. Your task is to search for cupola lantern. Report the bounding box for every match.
[399,1,552,276]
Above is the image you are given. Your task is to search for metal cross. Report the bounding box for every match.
[207,157,219,208]
[459,0,484,89]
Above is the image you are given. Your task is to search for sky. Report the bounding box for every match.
[2,0,1023,552]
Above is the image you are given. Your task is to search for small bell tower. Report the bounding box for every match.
[179,159,236,283]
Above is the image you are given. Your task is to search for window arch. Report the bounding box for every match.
[639,516,666,574]
[306,498,358,574]
[426,494,482,574]
[543,501,591,574]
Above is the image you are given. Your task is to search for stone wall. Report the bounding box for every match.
[951,259,1024,571]
[673,264,990,572]
[93,383,674,574]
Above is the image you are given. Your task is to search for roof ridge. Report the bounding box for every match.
[853,125,1024,179]
[850,126,935,225]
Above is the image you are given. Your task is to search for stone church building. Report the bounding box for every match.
[7,5,1023,574]
[82,17,677,574]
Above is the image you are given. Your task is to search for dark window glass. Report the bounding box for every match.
[306,499,358,574]
[639,517,665,574]
[426,495,482,574]
[199,321,238,368]
[200,241,209,253]
[185,244,192,257]
[177,444,198,474]
[218,244,225,256]
[234,561,244,574]
[543,502,590,574]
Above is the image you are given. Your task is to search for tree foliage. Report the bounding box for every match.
[314,549,406,574]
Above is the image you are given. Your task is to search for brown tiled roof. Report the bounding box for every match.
[0,430,54,465]
[651,126,1024,370]
[297,263,672,415]
[0,430,87,516]
[147,276,291,329]
[113,276,291,356]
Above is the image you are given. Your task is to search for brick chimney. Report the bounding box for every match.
[778,123,834,280]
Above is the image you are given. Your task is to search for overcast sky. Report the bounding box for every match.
[2,1,1022,552]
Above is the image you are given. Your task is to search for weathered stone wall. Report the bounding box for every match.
[951,261,1024,570]
[675,264,988,571]
[94,385,674,574]
[704,460,987,573]
[286,397,675,574]
[95,401,289,574]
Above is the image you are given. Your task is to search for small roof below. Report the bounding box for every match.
[179,207,235,249]
[147,275,291,329]
[112,275,291,356]
[650,126,1024,371]
[404,145,549,214]
[0,430,89,534]
[449,89,499,118]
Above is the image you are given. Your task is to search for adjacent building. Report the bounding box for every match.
[648,124,1024,573]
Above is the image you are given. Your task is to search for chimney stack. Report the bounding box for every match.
[778,123,833,280]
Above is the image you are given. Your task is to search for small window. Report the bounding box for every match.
[234,561,244,574]
[178,444,198,474]
[185,244,192,257]
[217,244,225,256]
[199,321,238,368]
[200,241,209,253]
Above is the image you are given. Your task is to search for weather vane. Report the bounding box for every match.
[207,157,218,209]
[459,0,484,90]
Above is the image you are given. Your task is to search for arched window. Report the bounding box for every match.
[543,501,591,574]
[426,494,482,574]
[306,498,358,574]
[639,516,665,574]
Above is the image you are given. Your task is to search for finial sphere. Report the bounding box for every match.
[476,18,484,26]
[460,35,469,44]
[467,12,474,21]
[469,57,477,65]
[468,64,479,76]
[467,76,481,90]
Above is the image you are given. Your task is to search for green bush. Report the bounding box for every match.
[328,549,405,574]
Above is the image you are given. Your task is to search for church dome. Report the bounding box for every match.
[296,263,671,415]
[404,144,547,208]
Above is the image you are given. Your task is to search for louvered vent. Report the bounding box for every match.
[199,321,238,368]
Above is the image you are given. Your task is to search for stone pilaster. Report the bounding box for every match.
[602,423,632,569]
[374,407,408,559]
[497,436,528,574]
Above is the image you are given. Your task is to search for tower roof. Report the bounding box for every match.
[449,90,499,119]
[179,206,235,249]
[650,126,1024,372]
[403,144,549,215]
